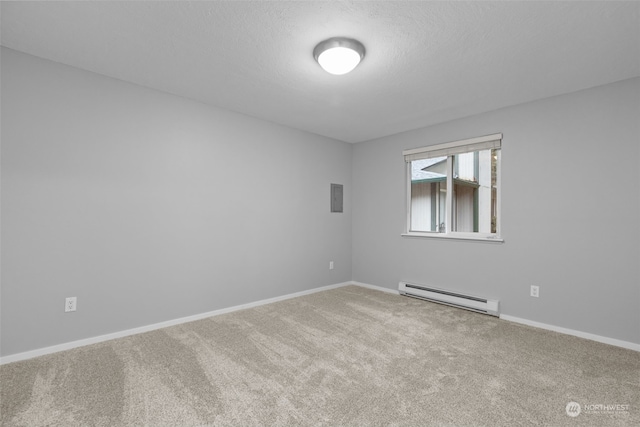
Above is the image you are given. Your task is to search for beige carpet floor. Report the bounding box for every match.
[1,285,639,426]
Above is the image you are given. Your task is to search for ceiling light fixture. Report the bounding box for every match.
[313,37,365,75]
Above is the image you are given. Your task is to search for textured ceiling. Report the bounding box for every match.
[1,1,639,143]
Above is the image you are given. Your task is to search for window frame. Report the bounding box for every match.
[402,133,504,243]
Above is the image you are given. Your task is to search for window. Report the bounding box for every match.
[403,133,502,241]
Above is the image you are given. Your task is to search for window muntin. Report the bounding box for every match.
[405,134,501,240]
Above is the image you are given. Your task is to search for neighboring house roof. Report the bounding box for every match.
[411,158,479,187]
[411,158,446,183]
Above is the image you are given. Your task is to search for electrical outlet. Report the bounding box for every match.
[530,286,539,298]
[65,297,77,312]
[329,261,334,270]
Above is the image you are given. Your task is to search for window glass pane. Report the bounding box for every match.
[410,157,447,232]
[452,149,498,233]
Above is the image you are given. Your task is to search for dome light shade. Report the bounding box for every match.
[313,37,365,75]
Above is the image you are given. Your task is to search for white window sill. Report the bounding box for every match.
[401,232,504,243]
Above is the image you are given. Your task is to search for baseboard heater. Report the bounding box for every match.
[398,282,500,317]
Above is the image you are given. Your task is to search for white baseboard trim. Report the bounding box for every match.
[0,281,353,365]
[351,281,399,295]
[5,281,636,364]
[500,314,640,352]
[353,281,640,352]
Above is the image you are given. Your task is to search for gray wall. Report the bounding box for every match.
[1,48,353,357]
[2,46,638,357]
[352,77,640,345]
